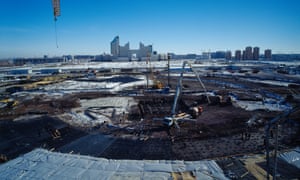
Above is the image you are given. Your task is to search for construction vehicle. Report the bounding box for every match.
[45,123,61,139]
[145,53,169,94]
[0,98,18,109]
[154,61,209,128]
[152,80,164,89]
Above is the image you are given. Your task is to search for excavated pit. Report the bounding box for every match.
[1,71,300,162]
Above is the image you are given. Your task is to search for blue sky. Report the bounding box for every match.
[0,0,300,58]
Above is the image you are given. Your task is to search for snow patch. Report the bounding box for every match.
[230,96,291,111]
[60,97,137,128]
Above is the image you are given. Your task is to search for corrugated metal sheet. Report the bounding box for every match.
[0,148,228,180]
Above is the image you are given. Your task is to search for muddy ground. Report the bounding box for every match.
[1,72,300,163]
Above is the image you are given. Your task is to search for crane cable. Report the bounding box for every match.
[54,18,59,48]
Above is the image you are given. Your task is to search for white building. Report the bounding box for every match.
[110,36,120,56]
[110,36,153,61]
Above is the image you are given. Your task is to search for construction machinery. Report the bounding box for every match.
[152,80,164,89]
[145,52,169,94]
[52,0,60,21]
[52,0,61,48]
[0,98,18,109]
[154,61,209,128]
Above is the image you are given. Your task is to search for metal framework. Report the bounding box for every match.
[171,61,210,116]
[52,0,61,21]
[265,105,300,180]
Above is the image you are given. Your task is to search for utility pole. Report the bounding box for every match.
[146,53,150,89]
[265,125,270,180]
[167,53,171,87]
[273,123,279,179]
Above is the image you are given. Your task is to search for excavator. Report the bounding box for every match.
[154,61,210,129]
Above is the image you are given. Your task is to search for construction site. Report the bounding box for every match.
[0,59,300,179]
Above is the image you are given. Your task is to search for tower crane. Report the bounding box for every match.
[52,0,60,48]
[52,0,60,21]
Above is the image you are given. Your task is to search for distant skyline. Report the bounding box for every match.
[0,0,300,58]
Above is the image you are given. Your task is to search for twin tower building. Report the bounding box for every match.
[110,36,153,61]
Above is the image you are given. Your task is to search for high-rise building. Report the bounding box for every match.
[242,50,246,60]
[110,36,120,56]
[264,49,272,60]
[211,51,225,59]
[235,50,241,60]
[225,51,232,60]
[110,36,153,60]
[245,46,253,60]
[253,47,260,60]
[138,42,153,58]
[119,42,130,57]
[202,52,211,59]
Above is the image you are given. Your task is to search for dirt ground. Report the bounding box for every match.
[1,72,300,164]
[0,116,86,161]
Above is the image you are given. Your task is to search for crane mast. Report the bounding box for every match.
[171,61,187,116]
[52,0,60,48]
[52,0,61,21]
[171,61,210,116]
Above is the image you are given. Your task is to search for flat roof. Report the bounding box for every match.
[0,148,228,179]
